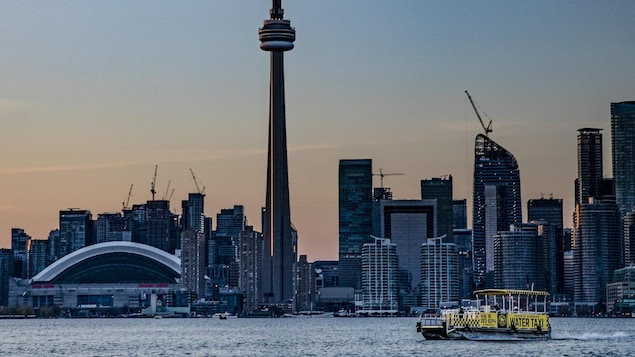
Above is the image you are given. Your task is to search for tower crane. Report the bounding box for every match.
[373,168,404,189]
[162,180,171,200]
[150,165,158,201]
[189,168,206,196]
[465,90,493,136]
[122,184,133,210]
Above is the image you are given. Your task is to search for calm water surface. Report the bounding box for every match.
[0,317,633,356]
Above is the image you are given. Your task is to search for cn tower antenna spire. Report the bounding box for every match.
[271,0,283,20]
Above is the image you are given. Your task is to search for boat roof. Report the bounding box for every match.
[473,289,550,297]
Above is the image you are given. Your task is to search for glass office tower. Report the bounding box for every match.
[472,134,522,289]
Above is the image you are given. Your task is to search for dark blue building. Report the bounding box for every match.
[472,134,522,289]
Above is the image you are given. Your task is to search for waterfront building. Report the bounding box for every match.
[535,221,559,295]
[339,159,373,291]
[27,239,49,279]
[0,249,12,306]
[294,255,315,313]
[181,230,206,299]
[11,228,30,279]
[452,199,468,230]
[611,101,635,220]
[420,237,459,309]
[421,176,453,243]
[313,260,339,288]
[572,128,622,313]
[573,196,621,310]
[14,242,185,316]
[625,209,635,266]
[494,224,543,290]
[360,237,399,313]
[260,0,296,304]
[607,265,635,315]
[59,209,94,259]
[472,134,522,289]
[375,199,437,293]
[239,225,263,314]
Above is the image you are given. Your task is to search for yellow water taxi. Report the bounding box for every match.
[416,289,551,340]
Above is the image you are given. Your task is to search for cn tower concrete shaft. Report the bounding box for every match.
[259,0,295,303]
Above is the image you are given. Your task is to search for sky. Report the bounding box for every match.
[1,1,634,261]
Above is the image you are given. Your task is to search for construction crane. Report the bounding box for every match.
[150,165,158,201]
[122,184,133,210]
[465,90,493,136]
[373,168,404,189]
[168,188,175,201]
[162,180,171,200]
[189,168,206,196]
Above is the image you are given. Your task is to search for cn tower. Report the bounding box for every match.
[259,0,295,303]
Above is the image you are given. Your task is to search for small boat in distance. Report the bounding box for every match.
[416,289,551,341]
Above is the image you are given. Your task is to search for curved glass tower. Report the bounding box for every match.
[472,134,522,289]
[259,0,296,303]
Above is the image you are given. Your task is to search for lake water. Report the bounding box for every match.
[0,317,633,356]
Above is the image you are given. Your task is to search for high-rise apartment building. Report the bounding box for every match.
[576,128,605,205]
[144,200,179,254]
[260,0,296,304]
[528,197,564,294]
[0,249,13,306]
[573,128,621,313]
[95,213,127,243]
[494,224,543,290]
[421,176,453,243]
[182,193,205,233]
[625,209,635,266]
[472,134,522,288]
[360,237,399,313]
[27,239,49,279]
[239,225,263,314]
[59,209,93,259]
[181,230,206,299]
[339,159,373,290]
[611,102,635,220]
[420,237,459,309]
[11,228,30,279]
[210,206,246,289]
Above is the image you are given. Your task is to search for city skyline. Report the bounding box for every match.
[1,1,634,261]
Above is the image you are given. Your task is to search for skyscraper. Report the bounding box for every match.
[421,176,453,243]
[576,128,605,205]
[494,224,543,290]
[472,134,522,289]
[360,237,399,313]
[11,228,30,279]
[259,0,296,303]
[611,102,635,219]
[339,159,373,290]
[573,128,621,313]
[59,209,93,259]
[420,237,459,309]
[528,197,564,294]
